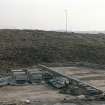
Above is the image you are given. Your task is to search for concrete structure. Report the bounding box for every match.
[27,68,42,83]
[11,69,28,84]
[38,64,103,97]
[11,68,43,84]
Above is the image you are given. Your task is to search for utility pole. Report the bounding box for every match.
[65,10,68,32]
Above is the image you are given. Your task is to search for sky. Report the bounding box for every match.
[0,0,105,31]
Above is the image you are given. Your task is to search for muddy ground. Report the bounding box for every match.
[1,66,105,105]
[0,84,77,105]
[0,84,105,105]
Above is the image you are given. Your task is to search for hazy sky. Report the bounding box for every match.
[0,0,105,31]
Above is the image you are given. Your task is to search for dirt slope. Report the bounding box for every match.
[0,29,105,71]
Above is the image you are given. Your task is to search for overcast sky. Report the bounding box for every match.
[0,0,105,31]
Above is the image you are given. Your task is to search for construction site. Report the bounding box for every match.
[0,64,105,105]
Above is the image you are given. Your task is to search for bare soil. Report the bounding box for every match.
[0,84,76,104]
[1,66,105,105]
